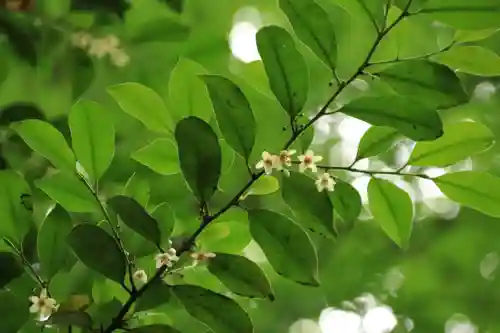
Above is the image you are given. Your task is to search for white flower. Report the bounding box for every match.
[298,150,323,173]
[133,269,148,284]
[88,38,113,58]
[256,151,277,174]
[70,31,92,49]
[191,252,216,265]
[155,248,179,269]
[29,289,58,321]
[103,34,120,48]
[315,172,335,192]
[278,149,296,167]
[110,48,130,67]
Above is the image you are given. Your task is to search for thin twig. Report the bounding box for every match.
[367,41,456,67]
[313,164,430,179]
[102,2,415,332]
[77,173,134,294]
[3,238,46,289]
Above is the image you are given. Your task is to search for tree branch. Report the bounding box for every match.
[3,237,46,290]
[101,1,415,332]
[311,164,430,179]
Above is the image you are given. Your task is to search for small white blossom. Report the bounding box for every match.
[29,289,58,321]
[191,252,216,265]
[110,48,130,67]
[315,172,335,192]
[155,248,179,269]
[255,151,277,174]
[70,31,92,49]
[133,269,148,284]
[298,150,323,173]
[278,149,296,167]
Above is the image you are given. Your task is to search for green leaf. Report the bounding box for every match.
[132,18,190,43]
[329,180,362,229]
[201,75,256,161]
[340,96,443,141]
[108,195,161,246]
[69,100,115,183]
[0,252,23,288]
[375,60,468,109]
[173,284,254,333]
[175,116,222,203]
[247,209,319,286]
[356,126,400,161]
[208,253,274,300]
[37,205,73,279]
[11,119,76,171]
[454,28,499,43]
[124,172,150,207]
[247,175,279,196]
[356,0,386,28]
[281,172,335,238]
[408,121,495,167]
[107,82,173,133]
[368,178,413,248]
[135,280,172,312]
[129,325,181,333]
[0,102,44,126]
[48,310,93,329]
[0,290,29,332]
[35,172,98,213]
[168,58,213,122]
[433,171,500,217]
[432,45,500,77]
[132,138,180,176]
[70,48,94,100]
[67,224,126,283]
[0,170,31,241]
[279,0,337,70]
[152,203,176,247]
[256,25,309,118]
[419,0,500,30]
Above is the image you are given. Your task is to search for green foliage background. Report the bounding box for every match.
[2,0,500,333]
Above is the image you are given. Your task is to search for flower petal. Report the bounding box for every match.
[29,303,40,313]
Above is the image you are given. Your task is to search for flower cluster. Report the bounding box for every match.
[70,31,130,67]
[256,149,336,192]
[190,251,216,265]
[155,240,179,269]
[29,288,58,321]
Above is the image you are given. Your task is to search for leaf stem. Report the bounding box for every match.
[3,237,46,290]
[101,2,415,332]
[315,164,430,179]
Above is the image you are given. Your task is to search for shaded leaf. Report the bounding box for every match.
[35,172,98,213]
[70,0,130,18]
[356,126,400,161]
[37,205,73,279]
[247,209,319,286]
[168,58,213,122]
[0,251,23,288]
[69,100,115,182]
[201,75,256,161]
[108,195,161,246]
[49,310,92,329]
[136,280,172,312]
[0,102,44,126]
[0,290,29,332]
[247,175,279,196]
[0,12,38,66]
[132,138,180,176]
[21,224,38,264]
[67,224,126,283]
[375,60,468,109]
[108,82,174,133]
[419,0,500,30]
[282,172,335,238]
[132,18,190,43]
[368,178,413,248]
[208,253,274,300]
[433,45,500,77]
[0,171,31,241]
[173,284,254,333]
[329,180,362,230]
[70,48,94,100]
[175,116,221,203]
[11,119,76,171]
[129,325,181,333]
[256,25,308,118]
[161,0,184,13]
[408,121,495,167]
[434,171,500,217]
[340,96,443,141]
[279,0,337,70]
